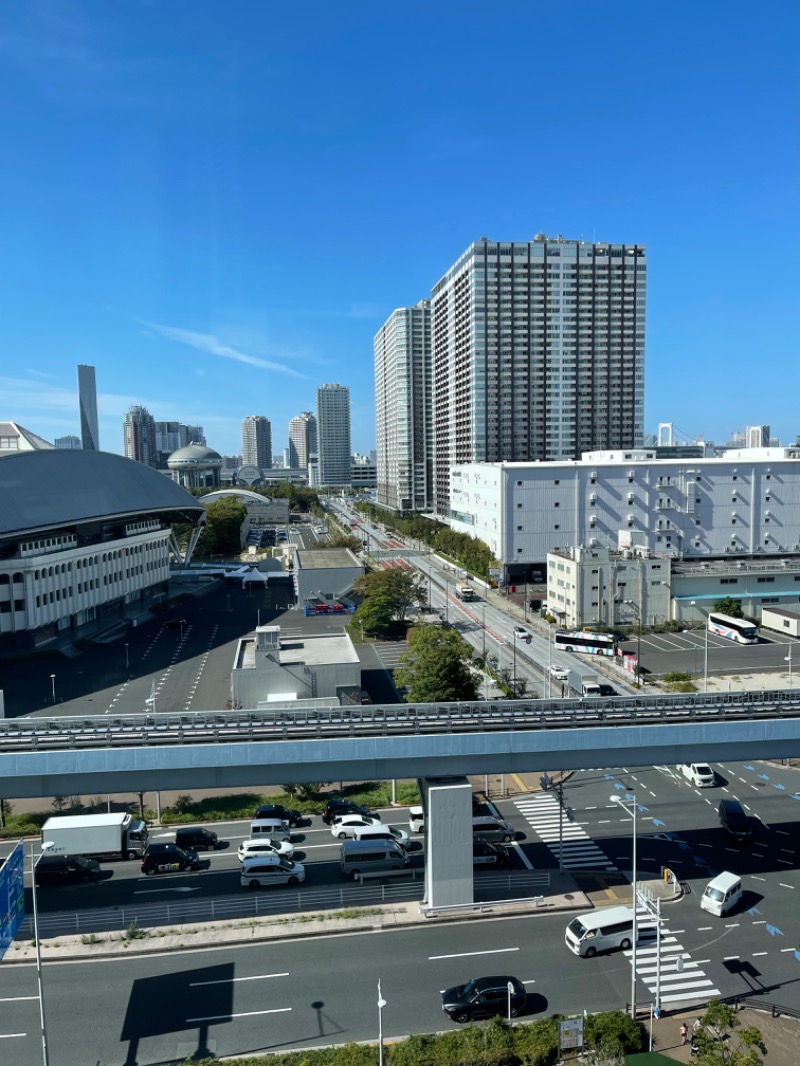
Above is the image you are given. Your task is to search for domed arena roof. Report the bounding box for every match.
[167,444,223,469]
[0,450,205,538]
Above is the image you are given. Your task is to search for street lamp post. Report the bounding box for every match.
[786,647,793,688]
[377,979,387,1066]
[507,980,515,1023]
[704,617,710,693]
[32,840,55,1066]
[49,674,56,705]
[124,644,129,670]
[611,792,639,1018]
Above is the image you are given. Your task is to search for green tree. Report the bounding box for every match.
[395,625,479,702]
[193,498,247,559]
[713,597,744,618]
[693,999,766,1066]
[353,595,396,638]
[353,569,426,621]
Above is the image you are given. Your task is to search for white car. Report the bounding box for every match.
[409,806,425,833]
[237,838,294,862]
[679,763,716,787]
[331,814,383,839]
[549,665,569,681]
[513,626,529,638]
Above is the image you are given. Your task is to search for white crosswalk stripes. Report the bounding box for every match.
[627,913,720,1005]
[514,795,617,871]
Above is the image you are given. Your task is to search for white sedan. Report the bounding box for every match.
[238,837,295,862]
[330,814,383,839]
[549,665,569,681]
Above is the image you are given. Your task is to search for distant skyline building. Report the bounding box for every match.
[241,415,272,469]
[288,411,317,469]
[316,384,351,486]
[374,299,431,511]
[123,405,157,467]
[746,425,770,449]
[77,364,99,451]
[154,421,205,468]
[430,235,647,515]
[54,434,82,450]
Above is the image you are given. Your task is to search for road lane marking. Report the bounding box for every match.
[781,948,796,952]
[0,996,38,1003]
[752,920,766,925]
[522,979,537,984]
[752,876,767,881]
[511,841,534,870]
[0,1033,27,1039]
[778,859,793,865]
[429,948,519,960]
[779,884,795,889]
[725,923,740,928]
[724,955,740,960]
[187,1008,291,1023]
[698,926,713,931]
[752,952,768,957]
[190,973,289,987]
[776,830,791,836]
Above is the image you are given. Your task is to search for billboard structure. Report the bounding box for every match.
[0,841,25,961]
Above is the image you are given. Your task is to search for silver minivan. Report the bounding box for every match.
[565,906,635,957]
[472,816,514,844]
[339,839,410,878]
[250,817,291,841]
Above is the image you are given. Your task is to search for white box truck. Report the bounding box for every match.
[567,668,601,697]
[42,813,149,861]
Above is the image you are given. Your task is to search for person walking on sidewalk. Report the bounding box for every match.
[680,1022,688,1045]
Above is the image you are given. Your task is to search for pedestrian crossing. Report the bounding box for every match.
[628,913,720,1005]
[515,797,720,1005]
[514,795,617,872]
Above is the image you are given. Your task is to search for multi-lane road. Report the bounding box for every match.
[2,758,800,1065]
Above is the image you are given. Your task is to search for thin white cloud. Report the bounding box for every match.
[143,321,311,380]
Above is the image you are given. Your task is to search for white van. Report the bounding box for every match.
[339,839,410,878]
[409,806,425,833]
[352,823,410,848]
[701,871,742,916]
[679,763,716,787]
[250,817,291,841]
[565,906,635,957]
[240,854,305,888]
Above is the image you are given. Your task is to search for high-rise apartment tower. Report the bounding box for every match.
[316,384,351,486]
[123,405,157,467]
[431,235,646,514]
[374,300,432,511]
[288,412,318,469]
[241,416,272,469]
[77,364,99,451]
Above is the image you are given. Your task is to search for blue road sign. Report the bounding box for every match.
[0,842,25,962]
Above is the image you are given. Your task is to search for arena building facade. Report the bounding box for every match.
[0,450,205,650]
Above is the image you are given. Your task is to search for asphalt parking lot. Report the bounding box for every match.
[619,625,798,680]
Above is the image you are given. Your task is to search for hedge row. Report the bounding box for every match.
[167,1011,641,1066]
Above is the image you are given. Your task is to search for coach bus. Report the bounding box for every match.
[707,612,759,644]
[553,631,617,656]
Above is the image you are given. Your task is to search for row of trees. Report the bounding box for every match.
[355,503,496,581]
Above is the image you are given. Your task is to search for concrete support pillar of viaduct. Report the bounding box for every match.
[420,776,473,909]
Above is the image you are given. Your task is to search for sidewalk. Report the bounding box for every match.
[649,1006,800,1065]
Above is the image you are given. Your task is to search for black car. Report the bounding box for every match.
[253,804,303,828]
[718,798,751,842]
[175,826,220,852]
[441,976,527,1023]
[473,838,511,867]
[140,843,201,875]
[321,799,372,825]
[598,684,617,697]
[35,853,102,886]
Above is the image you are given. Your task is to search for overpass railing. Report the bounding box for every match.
[2,689,800,753]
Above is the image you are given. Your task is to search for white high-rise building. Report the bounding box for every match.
[77,364,99,451]
[430,235,647,515]
[374,300,431,511]
[316,384,351,486]
[123,405,157,467]
[288,411,317,469]
[241,415,272,469]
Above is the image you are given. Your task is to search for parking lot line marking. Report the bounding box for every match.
[190,973,289,987]
[779,884,795,889]
[187,1008,291,1023]
[429,948,520,960]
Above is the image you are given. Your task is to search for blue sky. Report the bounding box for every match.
[1,1,798,457]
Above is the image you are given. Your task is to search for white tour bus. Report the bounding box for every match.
[707,612,759,644]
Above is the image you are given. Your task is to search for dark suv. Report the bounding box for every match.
[473,839,511,867]
[718,798,751,842]
[441,976,527,1023]
[141,843,201,875]
[35,854,102,886]
[253,804,303,828]
[321,799,372,825]
[175,827,220,852]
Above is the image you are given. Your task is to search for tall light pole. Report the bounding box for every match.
[786,647,793,688]
[124,644,129,670]
[611,792,639,1018]
[623,600,642,688]
[704,615,710,693]
[377,979,386,1066]
[49,674,56,705]
[32,840,55,1066]
[513,631,518,695]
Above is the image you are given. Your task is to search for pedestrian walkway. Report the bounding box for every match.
[630,909,720,1007]
[514,793,617,871]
